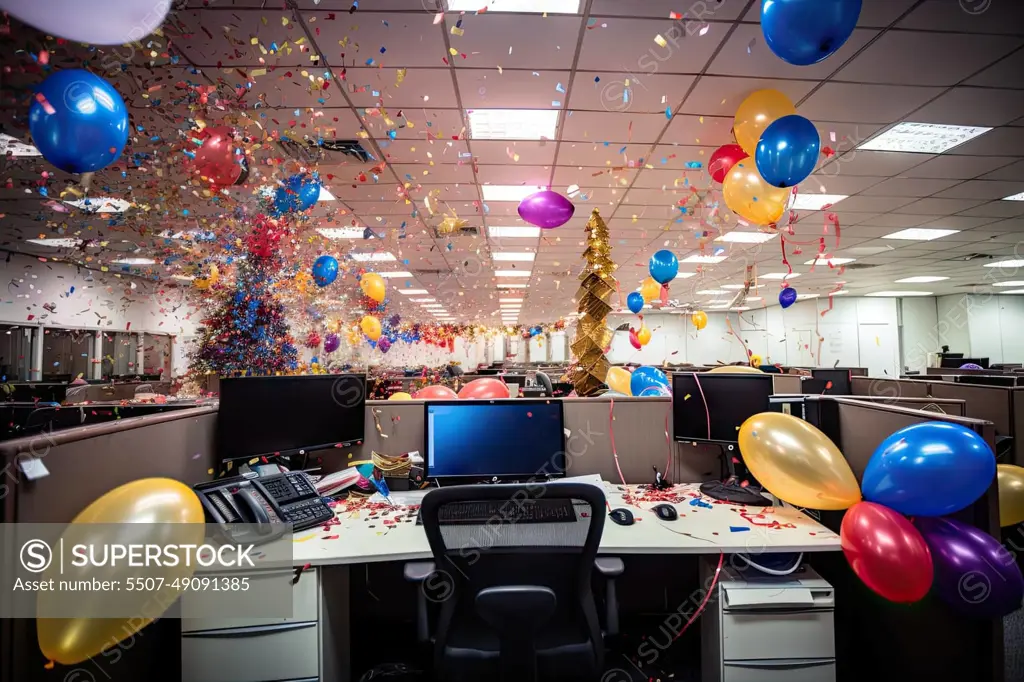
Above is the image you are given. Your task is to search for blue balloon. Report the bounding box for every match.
[28,69,129,174]
[312,255,339,287]
[627,291,645,314]
[755,115,821,188]
[862,421,996,517]
[630,366,670,397]
[649,249,679,285]
[761,0,863,66]
[639,386,671,398]
[779,287,798,308]
[275,173,322,213]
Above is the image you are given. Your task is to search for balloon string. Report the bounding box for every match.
[671,551,724,642]
[664,392,673,481]
[692,372,712,440]
[608,398,631,502]
[725,315,752,365]
[780,236,793,277]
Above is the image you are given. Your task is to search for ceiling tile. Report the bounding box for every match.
[577,17,726,73]
[859,177,961,197]
[966,49,1024,88]
[897,1,1024,35]
[952,127,1024,156]
[472,140,556,165]
[912,87,1024,128]
[459,69,569,109]
[900,154,1019,179]
[980,160,1024,181]
[444,14,582,70]
[681,77,816,116]
[820,150,934,176]
[934,180,1024,201]
[707,25,878,80]
[561,112,668,143]
[893,197,988,215]
[568,72,696,114]
[798,83,946,124]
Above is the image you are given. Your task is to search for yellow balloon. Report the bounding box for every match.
[606,366,633,395]
[734,88,796,156]
[738,412,861,510]
[193,263,220,291]
[637,326,652,346]
[389,391,413,401]
[707,365,764,374]
[723,161,791,226]
[360,273,387,303]
[361,315,382,341]
[640,277,661,303]
[750,354,763,367]
[38,479,205,665]
[997,464,1024,527]
[691,311,708,330]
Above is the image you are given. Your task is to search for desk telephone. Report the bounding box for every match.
[194,471,335,544]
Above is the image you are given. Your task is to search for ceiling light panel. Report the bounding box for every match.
[481,185,546,202]
[492,252,536,261]
[349,252,397,262]
[790,194,847,211]
[715,232,778,244]
[884,228,959,241]
[858,122,992,154]
[467,109,559,140]
[895,276,949,283]
[489,226,541,238]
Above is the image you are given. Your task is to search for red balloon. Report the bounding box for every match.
[415,385,458,400]
[841,501,933,604]
[709,144,749,184]
[192,126,243,187]
[629,327,642,350]
[457,378,510,400]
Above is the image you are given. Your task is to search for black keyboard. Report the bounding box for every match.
[261,472,316,504]
[417,498,577,525]
[282,497,335,530]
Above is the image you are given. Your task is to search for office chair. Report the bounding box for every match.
[411,483,609,682]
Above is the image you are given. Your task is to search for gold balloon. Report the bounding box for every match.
[707,365,764,374]
[360,273,387,303]
[738,412,861,510]
[750,354,763,367]
[361,315,382,341]
[389,391,413,401]
[997,464,1024,527]
[38,479,204,665]
[193,263,220,291]
[691,311,708,331]
[606,366,632,395]
[637,326,652,346]
[640,277,661,303]
[723,161,791,226]
[734,88,797,156]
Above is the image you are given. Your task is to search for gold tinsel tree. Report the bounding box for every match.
[568,208,618,396]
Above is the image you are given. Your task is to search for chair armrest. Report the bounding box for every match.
[404,561,436,643]
[595,557,624,578]
[404,561,436,582]
[594,557,623,636]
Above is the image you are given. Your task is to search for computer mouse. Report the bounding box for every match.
[608,508,635,526]
[651,503,678,521]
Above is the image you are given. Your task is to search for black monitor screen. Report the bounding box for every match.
[217,374,366,461]
[955,375,1016,387]
[672,373,774,444]
[812,369,852,395]
[426,400,565,479]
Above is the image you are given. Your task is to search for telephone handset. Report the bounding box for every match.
[194,471,334,545]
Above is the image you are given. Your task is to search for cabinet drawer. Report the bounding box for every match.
[722,610,834,661]
[724,659,835,682]
[181,569,318,633]
[181,622,319,682]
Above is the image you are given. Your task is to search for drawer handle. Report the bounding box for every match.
[182,622,316,638]
[725,607,833,615]
[729,659,834,669]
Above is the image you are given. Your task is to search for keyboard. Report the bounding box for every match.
[417,498,576,525]
[281,497,336,530]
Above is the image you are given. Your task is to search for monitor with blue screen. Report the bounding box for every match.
[425,400,565,481]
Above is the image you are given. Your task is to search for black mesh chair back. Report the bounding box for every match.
[420,482,606,682]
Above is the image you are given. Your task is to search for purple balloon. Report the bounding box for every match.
[517,190,575,229]
[915,516,1023,618]
[378,338,392,354]
[323,333,340,353]
[960,362,983,370]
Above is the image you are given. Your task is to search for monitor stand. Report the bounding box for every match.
[699,444,772,507]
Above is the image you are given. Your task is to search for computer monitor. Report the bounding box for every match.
[941,356,989,368]
[672,373,775,443]
[940,352,965,360]
[217,374,366,462]
[501,373,527,389]
[954,375,1016,387]
[479,368,500,376]
[425,400,565,481]
[811,368,852,395]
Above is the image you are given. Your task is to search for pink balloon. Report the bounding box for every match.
[709,144,748,184]
[841,502,933,604]
[517,190,575,229]
[629,328,642,350]
[192,126,243,187]
[415,385,458,400]
[457,378,511,400]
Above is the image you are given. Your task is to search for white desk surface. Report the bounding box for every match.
[292,482,841,567]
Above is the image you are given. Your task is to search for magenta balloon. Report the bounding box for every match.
[517,190,575,229]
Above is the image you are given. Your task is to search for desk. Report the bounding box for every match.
[181,483,840,682]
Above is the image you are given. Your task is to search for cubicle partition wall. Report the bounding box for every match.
[771,374,802,395]
[62,381,175,403]
[851,376,930,399]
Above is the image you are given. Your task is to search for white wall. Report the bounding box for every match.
[932,293,1024,364]
[900,297,939,373]
[936,294,973,356]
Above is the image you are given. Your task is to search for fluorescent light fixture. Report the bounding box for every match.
[866,291,934,297]
[791,194,848,211]
[65,197,131,213]
[722,284,761,290]
[673,272,697,279]
[0,133,41,157]
[318,187,336,202]
[396,289,429,295]
[500,304,522,309]
[715,231,778,244]
[317,227,365,239]
[489,225,541,238]
[760,272,800,280]
[492,252,536,262]
[858,122,992,154]
[481,185,546,202]
[494,270,532,277]
[172,274,196,282]
[984,260,1024,268]
[422,304,446,309]
[797,294,819,300]
[804,257,856,266]
[446,0,580,13]
[998,289,1024,294]
[884,228,959,241]
[895,276,949,283]
[993,282,1024,287]
[27,238,83,248]
[696,289,729,296]
[708,303,731,310]
[349,252,397,262]
[377,271,413,278]
[499,298,524,303]
[1003,192,1024,201]
[681,255,727,264]
[468,110,559,141]
[410,298,436,302]
[731,306,751,311]
[497,283,528,289]
[112,258,156,265]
